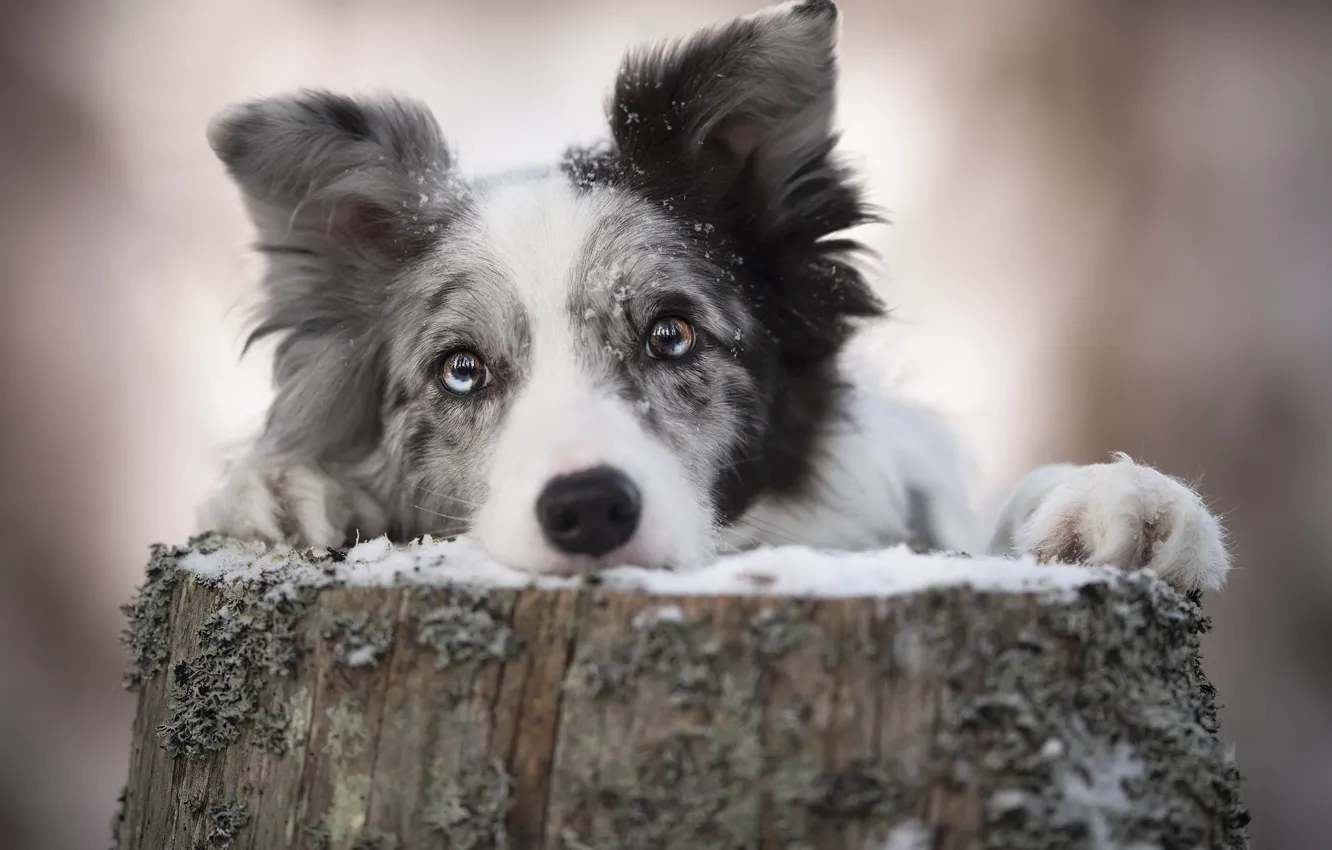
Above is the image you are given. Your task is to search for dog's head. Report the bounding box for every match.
[210,0,881,572]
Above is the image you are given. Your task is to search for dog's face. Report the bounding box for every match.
[209,0,881,572]
[382,179,764,572]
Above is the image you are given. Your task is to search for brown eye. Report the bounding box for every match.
[438,350,489,395]
[645,317,696,360]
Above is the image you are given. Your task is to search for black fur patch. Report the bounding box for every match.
[557,2,884,522]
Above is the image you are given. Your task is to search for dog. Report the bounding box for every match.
[197,0,1230,591]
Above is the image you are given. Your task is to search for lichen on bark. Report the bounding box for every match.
[422,758,513,849]
[937,578,1250,849]
[185,797,250,848]
[155,569,315,759]
[416,586,523,671]
[117,540,1248,850]
[323,610,395,668]
[120,541,187,688]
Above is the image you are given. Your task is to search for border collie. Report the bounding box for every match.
[198,0,1230,591]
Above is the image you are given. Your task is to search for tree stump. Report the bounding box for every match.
[113,535,1249,850]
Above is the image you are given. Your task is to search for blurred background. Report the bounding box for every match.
[1,0,1329,847]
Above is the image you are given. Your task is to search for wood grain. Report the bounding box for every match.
[115,542,1250,850]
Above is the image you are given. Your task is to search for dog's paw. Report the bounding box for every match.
[1014,453,1230,591]
[197,451,384,549]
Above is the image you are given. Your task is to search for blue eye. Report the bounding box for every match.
[438,350,489,395]
[645,316,696,360]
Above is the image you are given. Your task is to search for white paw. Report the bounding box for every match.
[197,451,384,548]
[1015,453,1230,591]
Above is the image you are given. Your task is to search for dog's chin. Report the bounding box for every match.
[469,483,718,578]
[484,543,686,578]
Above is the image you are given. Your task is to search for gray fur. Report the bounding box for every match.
[209,91,460,466]
[205,0,878,561]
[196,1,1234,602]
[371,180,764,541]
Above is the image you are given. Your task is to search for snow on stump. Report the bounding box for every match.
[113,534,1249,850]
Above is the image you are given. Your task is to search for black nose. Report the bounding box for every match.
[536,466,642,557]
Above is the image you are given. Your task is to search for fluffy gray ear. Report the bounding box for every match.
[609,0,844,230]
[209,90,452,263]
[208,91,453,463]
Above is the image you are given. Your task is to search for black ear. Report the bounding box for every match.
[608,1,882,361]
[208,91,454,462]
[609,0,855,238]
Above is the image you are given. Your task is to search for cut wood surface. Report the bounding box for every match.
[114,536,1249,850]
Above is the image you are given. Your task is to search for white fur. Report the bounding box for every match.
[993,453,1231,591]
[199,163,1231,592]
[200,164,1233,590]
[205,391,1233,591]
[194,5,1232,593]
[474,386,713,573]
[727,401,1231,592]
[202,174,1230,588]
[461,176,715,573]
[198,451,290,543]
[197,452,386,548]
[723,388,979,554]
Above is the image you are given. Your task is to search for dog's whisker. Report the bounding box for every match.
[411,483,482,508]
[411,504,474,525]
[716,453,764,473]
[748,516,812,544]
[717,526,765,554]
[727,516,807,548]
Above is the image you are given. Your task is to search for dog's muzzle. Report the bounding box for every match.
[535,465,642,557]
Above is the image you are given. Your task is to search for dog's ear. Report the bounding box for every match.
[609,0,852,237]
[208,91,454,462]
[608,1,881,357]
[209,90,452,264]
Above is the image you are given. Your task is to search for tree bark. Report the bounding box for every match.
[114,539,1249,850]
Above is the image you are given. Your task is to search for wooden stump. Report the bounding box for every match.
[113,536,1249,850]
